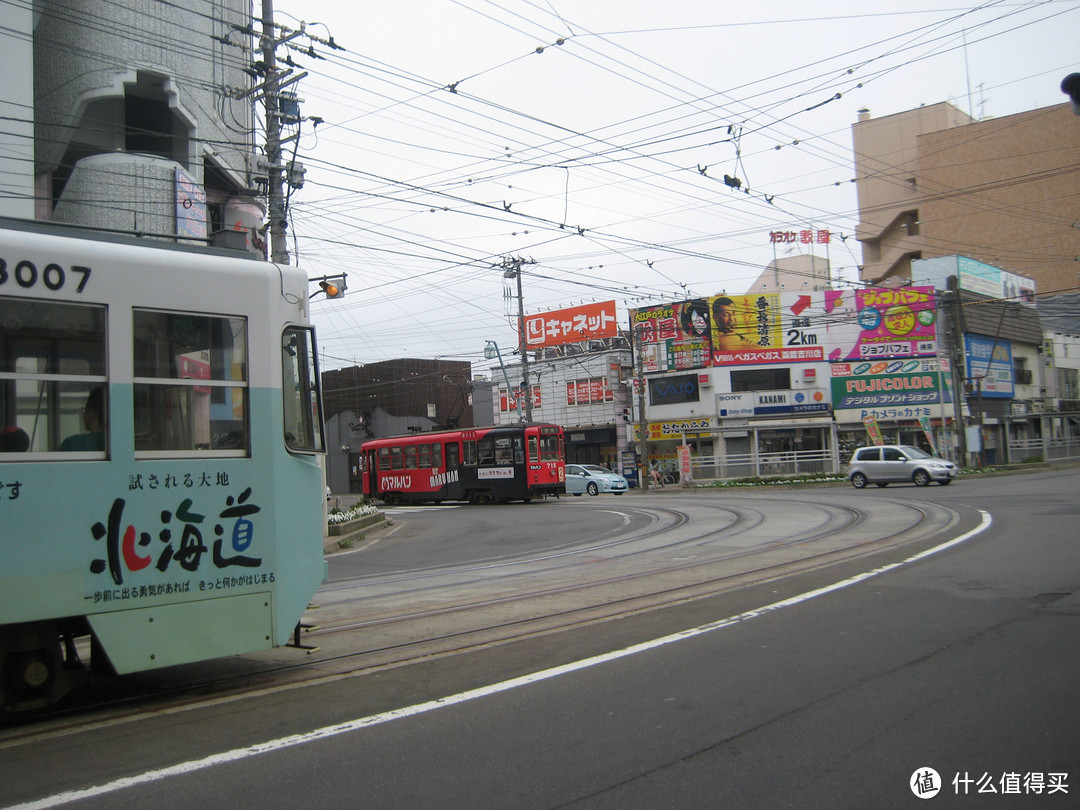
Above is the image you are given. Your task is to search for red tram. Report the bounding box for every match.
[360,424,565,504]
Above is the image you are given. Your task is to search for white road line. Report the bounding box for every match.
[8,510,991,810]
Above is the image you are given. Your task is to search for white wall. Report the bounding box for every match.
[0,3,35,218]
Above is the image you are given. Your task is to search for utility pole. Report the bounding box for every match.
[633,323,650,490]
[944,275,969,464]
[245,1,321,263]
[501,256,535,423]
[261,0,287,264]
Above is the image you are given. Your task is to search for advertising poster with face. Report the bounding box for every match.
[709,293,780,363]
[710,293,833,366]
[631,299,711,372]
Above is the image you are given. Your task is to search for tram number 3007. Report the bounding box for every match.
[0,257,92,293]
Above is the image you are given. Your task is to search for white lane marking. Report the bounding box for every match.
[9,511,991,810]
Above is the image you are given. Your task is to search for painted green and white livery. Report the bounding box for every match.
[0,218,326,714]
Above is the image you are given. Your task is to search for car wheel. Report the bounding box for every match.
[851,472,868,489]
[912,469,931,487]
[587,482,599,496]
[875,482,889,488]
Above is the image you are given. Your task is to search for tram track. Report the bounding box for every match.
[302,496,952,656]
[1,494,970,742]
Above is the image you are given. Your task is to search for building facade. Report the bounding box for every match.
[23,0,272,251]
[852,101,1080,295]
[483,268,1077,483]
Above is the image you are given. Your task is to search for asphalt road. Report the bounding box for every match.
[3,467,1078,809]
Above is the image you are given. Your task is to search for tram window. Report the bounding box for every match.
[528,436,538,461]
[446,442,458,469]
[404,444,418,469]
[494,436,513,465]
[538,433,562,462]
[281,326,324,454]
[463,440,477,465]
[418,444,431,468]
[0,298,107,456]
[390,446,403,470]
[378,446,390,470]
[431,442,442,468]
[133,310,249,455]
[478,436,496,465]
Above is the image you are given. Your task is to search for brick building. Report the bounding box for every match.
[322,359,474,493]
[852,102,1080,295]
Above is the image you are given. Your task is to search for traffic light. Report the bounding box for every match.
[622,407,632,423]
[1062,73,1080,115]
[313,275,346,299]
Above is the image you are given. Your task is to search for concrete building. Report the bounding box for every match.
[746,254,832,295]
[28,0,267,249]
[1,3,35,219]
[852,102,1080,295]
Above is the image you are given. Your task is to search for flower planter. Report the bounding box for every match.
[327,512,386,536]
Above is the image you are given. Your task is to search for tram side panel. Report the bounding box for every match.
[362,425,565,504]
[363,435,466,504]
[0,221,326,711]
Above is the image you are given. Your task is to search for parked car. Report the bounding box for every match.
[847,445,958,488]
[565,464,628,496]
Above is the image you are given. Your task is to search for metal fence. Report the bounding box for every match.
[1004,412,1080,464]
[1007,434,1080,464]
[680,414,1080,483]
[688,448,837,483]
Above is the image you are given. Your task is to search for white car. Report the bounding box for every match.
[847,445,958,488]
[565,464,628,496]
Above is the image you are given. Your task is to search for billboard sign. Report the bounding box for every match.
[827,286,938,361]
[710,292,836,366]
[965,335,1013,398]
[649,373,700,406]
[631,299,712,372]
[831,358,951,423]
[707,288,937,366]
[524,301,618,349]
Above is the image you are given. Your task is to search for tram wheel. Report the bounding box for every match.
[1,623,87,715]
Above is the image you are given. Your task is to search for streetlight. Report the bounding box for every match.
[485,341,521,423]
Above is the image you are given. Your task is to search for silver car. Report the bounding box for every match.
[847,445,958,488]
[565,464,628,496]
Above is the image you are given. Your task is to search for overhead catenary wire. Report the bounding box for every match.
[13,0,1075,369]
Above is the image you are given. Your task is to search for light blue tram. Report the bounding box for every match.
[0,218,327,713]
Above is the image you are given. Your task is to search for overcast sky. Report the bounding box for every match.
[270,0,1078,373]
